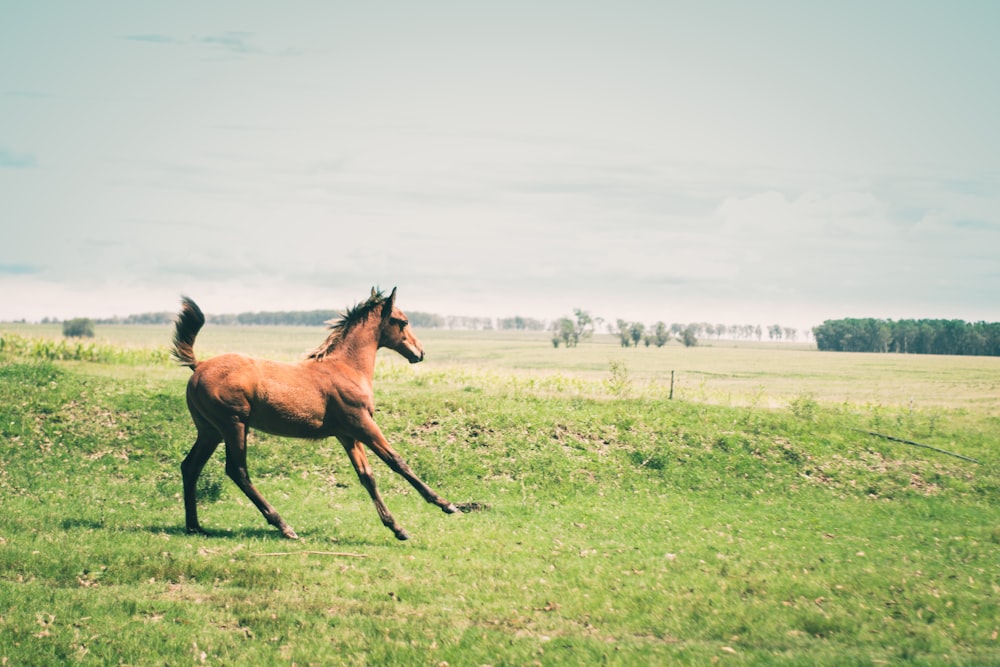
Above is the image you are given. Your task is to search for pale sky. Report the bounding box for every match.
[2,2,998,331]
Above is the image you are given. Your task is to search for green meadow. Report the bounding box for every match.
[1,325,997,665]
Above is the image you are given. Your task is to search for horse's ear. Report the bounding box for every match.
[381,287,397,320]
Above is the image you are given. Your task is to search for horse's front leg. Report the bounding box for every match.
[337,436,411,540]
[359,418,459,516]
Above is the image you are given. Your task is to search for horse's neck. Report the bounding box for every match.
[328,323,380,377]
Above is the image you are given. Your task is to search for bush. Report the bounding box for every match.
[62,318,95,338]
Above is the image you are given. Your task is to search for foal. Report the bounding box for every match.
[172,287,458,540]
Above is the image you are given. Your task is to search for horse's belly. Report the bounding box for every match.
[248,388,326,437]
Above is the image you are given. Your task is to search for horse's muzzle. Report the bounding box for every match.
[400,343,424,363]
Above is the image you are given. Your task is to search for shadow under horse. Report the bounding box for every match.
[171,287,458,541]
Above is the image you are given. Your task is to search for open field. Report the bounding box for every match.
[7,323,999,411]
[1,325,998,665]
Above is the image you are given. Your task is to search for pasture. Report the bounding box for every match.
[1,325,998,665]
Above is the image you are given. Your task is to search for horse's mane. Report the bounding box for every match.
[305,289,387,361]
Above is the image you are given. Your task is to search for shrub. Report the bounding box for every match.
[606,359,631,398]
[63,318,95,338]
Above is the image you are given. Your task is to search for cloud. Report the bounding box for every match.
[0,148,36,169]
[702,181,1000,321]
[953,219,1000,232]
[123,31,275,56]
[0,263,41,275]
[197,31,257,54]
[716,190,889,239]
[122,33,180,45]
[2,90,57,100]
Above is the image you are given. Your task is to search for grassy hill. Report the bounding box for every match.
[1,328,997,665]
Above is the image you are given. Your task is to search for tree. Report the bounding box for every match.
[629,322,645,348]
[63,318,95,338]
[550,309,594,348]
[573,309,594,344]
[552,317,578,347]
[914,322,936,354]
[616,319,632,347]
[680,324,698,347]
[871,320,892,353]
[652,322,670,347]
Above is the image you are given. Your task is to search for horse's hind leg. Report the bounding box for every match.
[181,430,222,535]
[222,420,299,539]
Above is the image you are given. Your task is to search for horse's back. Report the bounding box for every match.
[189,352,258,392]
[187,353,344,437]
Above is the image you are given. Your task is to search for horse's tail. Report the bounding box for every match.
[171,296,205,370]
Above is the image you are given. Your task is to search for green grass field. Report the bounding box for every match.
[1,325,997,665]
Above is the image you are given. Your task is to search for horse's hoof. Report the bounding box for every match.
[394,529,411,541]
[281,527,299,540]
[443,503,459,514]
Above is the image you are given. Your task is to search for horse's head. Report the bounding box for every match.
[378,287,424,363]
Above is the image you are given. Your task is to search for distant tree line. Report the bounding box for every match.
[96,310,342,326]
[91,309,545,331]
[42,308,1000,357]
[813,318,1000,356]
[498,316,547,331]
[612,320,696,348]
[95,312,174,325]
[56,308,801,344]
[609,320,802,348]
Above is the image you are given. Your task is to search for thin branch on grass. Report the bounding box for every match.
[851,428,980,464]
[253,551,370,558]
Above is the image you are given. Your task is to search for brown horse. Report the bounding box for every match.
[171,287,458,541]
